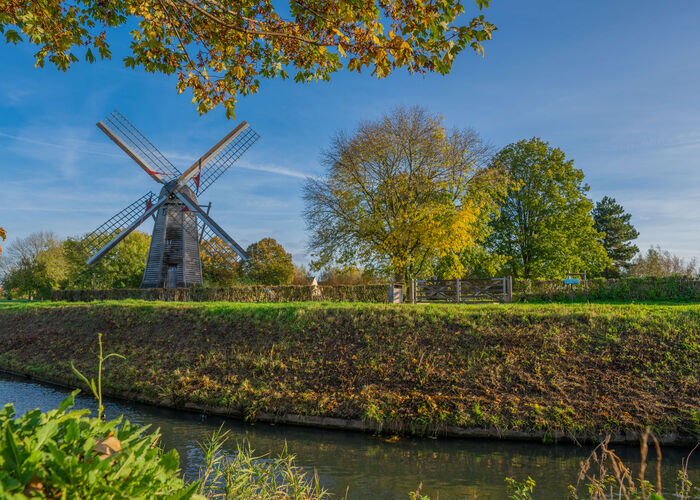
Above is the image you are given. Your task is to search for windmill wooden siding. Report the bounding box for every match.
[141,187,203,288]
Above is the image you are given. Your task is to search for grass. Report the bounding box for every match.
[0,300,699,440]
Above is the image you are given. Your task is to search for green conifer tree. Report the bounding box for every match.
[592,196,639,277]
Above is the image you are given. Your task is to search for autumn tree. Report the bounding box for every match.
[628,246,697,278]
[292,264,314,285]
[317,265,383,284]
[63,231,151,288]
[1,0,496,116]
[200,236,245,285]
[242,237,294,285]
[487,138,610,279]
[592,196,639,277]
[0,227,5,258]
[303,106,508,281]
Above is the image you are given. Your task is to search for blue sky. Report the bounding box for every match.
[1,0,699,265]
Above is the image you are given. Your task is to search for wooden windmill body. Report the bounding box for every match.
[142,185,202,288]
[82,111,259,288]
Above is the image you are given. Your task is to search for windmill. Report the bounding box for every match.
[81,110,259,288]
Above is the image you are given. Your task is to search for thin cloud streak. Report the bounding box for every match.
[161,150,315,180]
[237,162,315,180]
[0,131,122,159]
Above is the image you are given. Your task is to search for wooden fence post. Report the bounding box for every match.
[410,279,416,304]
[507,276,513,303]
[456,279,461,303]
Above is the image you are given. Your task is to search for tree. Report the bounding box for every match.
[0,227,5,258]
[317,265,383,284]
[242,238,295,285]
[592,196,639,277]
[63,231,151,289]
[628,246,697,278]
[1,1,495,117]
[292,264,314,285]
[1,231,60,268]
[200,236,244,285]
[487,138,610,279]
[433,245,508,278]
[303,106,508,282]
[0,232,66,299]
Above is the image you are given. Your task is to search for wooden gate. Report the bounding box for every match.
[410,277,512,303]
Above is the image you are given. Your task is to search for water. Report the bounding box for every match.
[1,372,698,499]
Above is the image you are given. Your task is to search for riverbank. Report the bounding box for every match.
[0,301,698,444]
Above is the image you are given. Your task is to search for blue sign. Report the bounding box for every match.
[564,278,579,285]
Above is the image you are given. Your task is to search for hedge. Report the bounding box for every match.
[45,277,700,304]
[514,276,700,302]
[51,284,391,303]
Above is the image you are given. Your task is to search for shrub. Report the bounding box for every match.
[0,391,198,499]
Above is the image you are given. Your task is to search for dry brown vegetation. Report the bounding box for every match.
[0,301,698,441]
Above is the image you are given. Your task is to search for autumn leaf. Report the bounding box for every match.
[0,0,496,117]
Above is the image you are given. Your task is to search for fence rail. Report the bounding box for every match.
[409,277,512,304]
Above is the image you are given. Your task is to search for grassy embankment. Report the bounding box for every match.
[0,301,698,443]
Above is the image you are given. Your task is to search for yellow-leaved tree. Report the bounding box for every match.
[303,106,509,282]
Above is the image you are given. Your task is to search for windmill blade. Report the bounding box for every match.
[188,222,242,270]
[81,191,166,265]
[97,110,181,183]
[174,191,249,259]
[178,121,259,196]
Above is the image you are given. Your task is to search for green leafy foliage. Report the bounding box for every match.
[0,392,194,499]
[487,138,611,278]
[505,476,535,499]
[433,245,509,278]
[0,1,496,116]
[592,196,639,277]
[63,231,151,289]
[242,238,295,285]
[0,230,151,298]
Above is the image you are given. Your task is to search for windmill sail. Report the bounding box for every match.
[179,123,259,196]
[174,191,248,259]
[185,220,242,271]
[85,110,258,288]
[98,110,182,183]
[81,191,158,258]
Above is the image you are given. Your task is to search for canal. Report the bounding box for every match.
[1,372,697,499]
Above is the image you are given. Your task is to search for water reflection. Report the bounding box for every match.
[1,373,697,499]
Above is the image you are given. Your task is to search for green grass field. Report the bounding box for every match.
[1,300,698,441]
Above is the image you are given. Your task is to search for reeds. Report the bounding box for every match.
[196,426,329,499]
[568,430,698,500]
